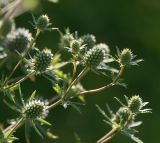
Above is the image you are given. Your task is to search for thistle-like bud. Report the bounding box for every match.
[4,28,32,53]
[81,34,96,49]
[95,43,110,57]
[22,99,48,119]
[0,19,15,38]
[83,44,105,68]
[59,32,74,48]
[128,95,143,113]
[36,14,50,31]
[33,49,53,73]
[119,48,133,65]
[112,107,132,127]
[71,40,81,54]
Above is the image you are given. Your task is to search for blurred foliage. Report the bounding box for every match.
[0,0,160,143]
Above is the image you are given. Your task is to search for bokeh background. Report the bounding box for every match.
[1,0,160,143]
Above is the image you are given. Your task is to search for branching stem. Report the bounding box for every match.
[79,65,125,96]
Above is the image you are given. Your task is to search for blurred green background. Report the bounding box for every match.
[1,0,160,142]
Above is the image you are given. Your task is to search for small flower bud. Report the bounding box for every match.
[36,14,50,31]
[83,44,105,68]
[119,48,133,65]
[0,18,15,38]
[4,28,32,53]
[71,40,81,54]
[59,32,74,48]
[33,49,53,73]
[112,107,132,127]
[81,34,96,49]
[128,95,143,113]
[22,99,48,120]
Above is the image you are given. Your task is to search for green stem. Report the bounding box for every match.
[97,128,119,143]
[97,113,133,143]
[79,65,125,96]
[63,67,89,100]
[47,99,63,110]
[48,67,90,110]
[4,117,25,137]
[2,30,40,87]
[4,72,35,90]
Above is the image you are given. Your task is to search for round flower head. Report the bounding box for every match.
[36,14,50,31]
[22,99,49,120]
[119,48,133,65]
[112,107,132,127]
[81,34,96,49]
[4,28,32,53]
[0,18,15,38]
[128,95,143,113]
[95,43,110,57]
[83,44,106,68]
[33,49,53,73]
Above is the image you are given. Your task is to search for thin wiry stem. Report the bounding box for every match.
[63,67,90,100]
[3,71,35,90]
[79,65,125,96]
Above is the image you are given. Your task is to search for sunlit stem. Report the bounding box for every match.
[63,67,90,100]
[3,71,36,90]
[4,117,25,138]
[79,65,125,96]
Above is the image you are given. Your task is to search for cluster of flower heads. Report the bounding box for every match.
[0,12,149,143]
[97,95,151,143]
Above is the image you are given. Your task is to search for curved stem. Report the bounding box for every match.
[79,65,125,96]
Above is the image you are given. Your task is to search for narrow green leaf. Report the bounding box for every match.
[37,118,52,126]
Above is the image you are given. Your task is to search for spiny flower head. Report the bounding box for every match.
[128,95,143,113]
[119,48,133,66]
[81,34,96,49]
[83,44,106,68]
[4,28,32,53]
[22,99,49,120]
[112,107,132,128]
[32,49,53,73]
[35,14,51,31]
[59,30,74,48]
